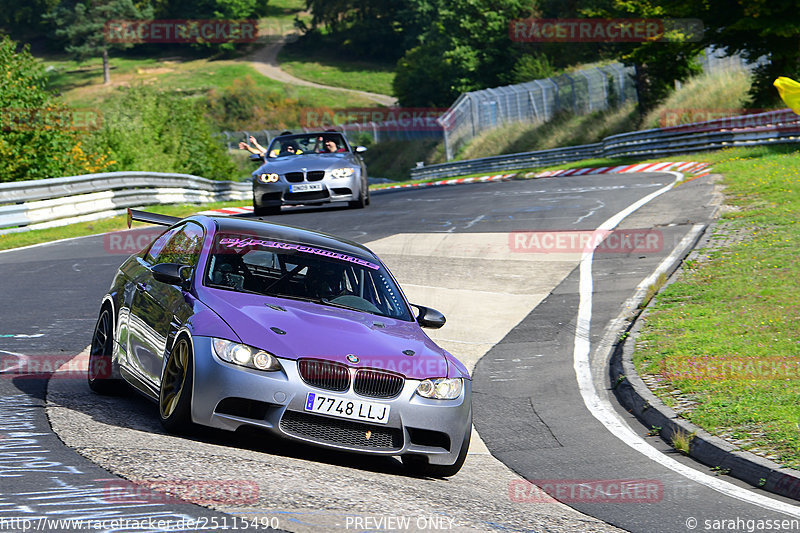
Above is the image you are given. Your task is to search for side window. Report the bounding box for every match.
[145,227,179,264]
[147,223,204,267]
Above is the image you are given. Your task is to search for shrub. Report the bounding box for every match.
[0,35,113,182]
[205,76,306,132]
[88,85,239,180]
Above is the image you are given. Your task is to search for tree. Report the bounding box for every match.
[0,35,112,182]
[299,0,412,61]
[577,0,704,115]
[675,0,800,106]
[394,0,531,107]
[0,0,60,35]
[155,0,266,53]
[44,0,152,84]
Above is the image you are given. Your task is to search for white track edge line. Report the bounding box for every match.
[573,171,800,517]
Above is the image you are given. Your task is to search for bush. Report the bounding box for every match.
[87,85,239,180]
[362,139,442,180]
[0,35,113,182]
[205,76,307,132]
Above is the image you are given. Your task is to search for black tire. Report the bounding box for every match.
[159,336,194,433]
[348,179,368,209]
[88,306,121,394]
[253,204,281,216]
[402,412,471,478]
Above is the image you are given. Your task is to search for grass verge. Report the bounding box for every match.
[278,39,395,96]
[640,67,754,129]
[632,144,800,469]
[453,101,639,161]
[43,57,376,110]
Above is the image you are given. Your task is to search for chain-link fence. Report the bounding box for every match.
[221,50,764,160]
[438,63,637,160]
[698,46,767,74]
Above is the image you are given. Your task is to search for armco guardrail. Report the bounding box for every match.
[412,109,800,181]
[0,172,250,233]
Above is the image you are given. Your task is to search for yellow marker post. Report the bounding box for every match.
[774,77,800,114]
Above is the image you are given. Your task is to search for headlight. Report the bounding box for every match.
[212,338,281,372]
[257,173,279,183]
[329,167,355,179]
[416,378,462,400]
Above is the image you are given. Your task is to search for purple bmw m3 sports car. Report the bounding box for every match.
[88,209,472,476]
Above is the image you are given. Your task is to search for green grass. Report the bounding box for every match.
[453,101,639,161]
[632,144,800,468]
[42,56,376,110]
[260,0,310,28]
[641,67,755,129]
[278,44,395,96]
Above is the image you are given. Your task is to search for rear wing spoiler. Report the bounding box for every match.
[126,208,182,229]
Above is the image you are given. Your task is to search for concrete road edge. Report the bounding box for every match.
[608,207,800,502]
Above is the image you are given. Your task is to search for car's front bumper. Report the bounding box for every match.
[253,178,360,207]
[191,337,471,465]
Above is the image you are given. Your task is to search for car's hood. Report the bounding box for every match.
[252,153,357,177]
[197,288,462,380]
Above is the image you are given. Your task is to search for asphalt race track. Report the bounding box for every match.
[2,172,799,533]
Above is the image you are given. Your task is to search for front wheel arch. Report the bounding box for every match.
[158,333,195,433]
[87,302,121,394]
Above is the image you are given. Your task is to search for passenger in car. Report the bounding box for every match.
[238,135,267,158]
[315,135,346,153]
[278,141,302,156]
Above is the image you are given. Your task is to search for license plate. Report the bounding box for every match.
[304,392,390,424]
[290,183,323,193]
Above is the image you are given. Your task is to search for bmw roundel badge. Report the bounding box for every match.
[347,354,359,363]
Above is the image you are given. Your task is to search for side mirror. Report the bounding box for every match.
[355,146,367,153]
[152,263,193,291]
[250,153,265,163]
[412,304,446,329]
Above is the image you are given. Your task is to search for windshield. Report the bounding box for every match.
[266,133,349,158]
[205,233,412,321]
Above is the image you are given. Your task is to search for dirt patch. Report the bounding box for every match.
[135,67,175,75]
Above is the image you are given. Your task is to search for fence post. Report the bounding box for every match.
[580,70,594,112]
[370,122,379,144]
